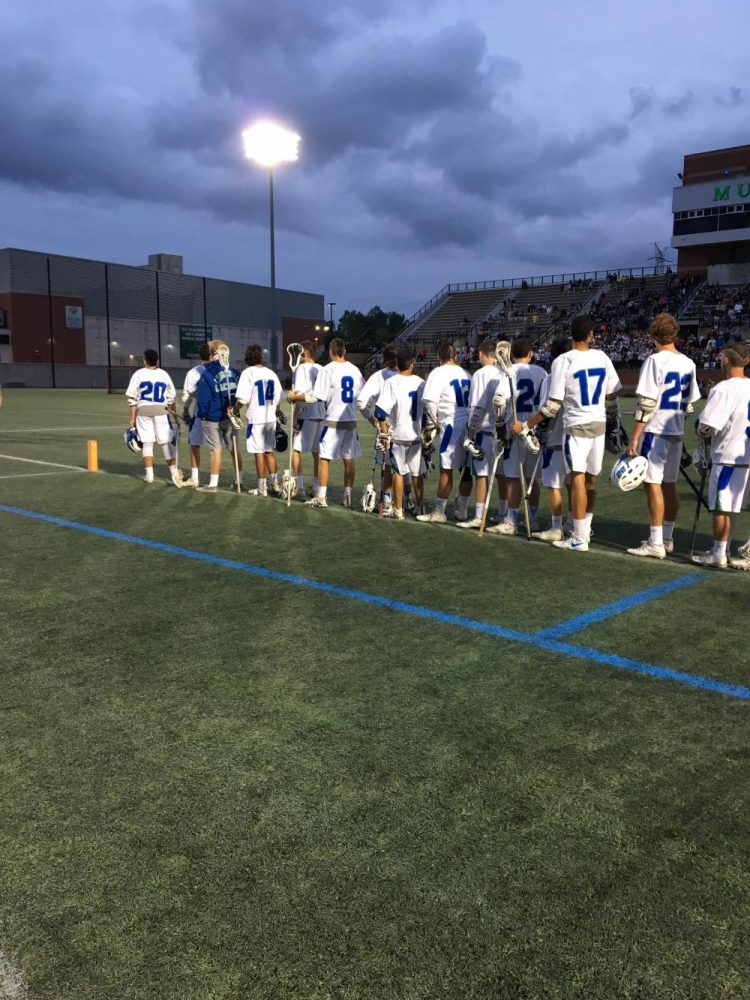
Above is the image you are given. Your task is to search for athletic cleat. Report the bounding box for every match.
[627,540,667,560]
[729,556,750,571]
[143,475,155,484]
[306,485,317,499]
[404,495,417,516]
[268,483,283,497]
[532,526,564,542]
[305,495,328,508]
[739,540,750,559]
[453,508,469,522]
[196,484,218,493]
[553,536,589,552]
[182,477,199,489]
[416,509,447,524]
[341,494,352,508]
[381,500,394,516]
[664,539,674,554]
[456,516,483,529]
[247,486,268,497]
[381,507,405,520]
[692,549,727,569]
[486,520,517,536]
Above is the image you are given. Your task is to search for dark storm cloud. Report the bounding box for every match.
[629,87,655,119]
[714,86,745,107]
[663,91,696,118]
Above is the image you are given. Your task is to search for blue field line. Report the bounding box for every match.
[535,574,705,639]
[2,503,749,703]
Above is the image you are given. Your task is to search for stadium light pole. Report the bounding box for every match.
[241,121,301,367]
[328,301,336,331]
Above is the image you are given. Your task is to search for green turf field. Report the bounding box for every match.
[0,389,748,1000]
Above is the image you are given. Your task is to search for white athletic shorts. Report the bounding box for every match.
[503,437,540,480]
[318,426,361,461]
[563,433,605,476]
[136,412,172,445]
[246,421,275,454]
[708,464,750,514]
[472,431,497,477]
[188,415,204,447]
[541,446,567,490]
[438,418,469,471]
[293,418,322,454]
[639,433,681,485]
[390,441,422,478]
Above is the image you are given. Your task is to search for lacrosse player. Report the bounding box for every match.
[375,350,425,519]
[489,337,546,535]
[529,337,572,542]
[289,340,324,498]
[181,341,211,488]
[416,343,473,523]
[456,339,510,529]
[357,343,399,513]
[195,340,243,493]
[235,344,284,497]
[289,337,365,509]
[125,349,182,487]
[514,315,621,551]
[625,313,701,559]
[692,342,750,569]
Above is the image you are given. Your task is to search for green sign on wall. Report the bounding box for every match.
[180,325,212,360]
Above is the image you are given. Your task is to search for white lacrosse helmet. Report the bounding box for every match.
[610,454,648,492]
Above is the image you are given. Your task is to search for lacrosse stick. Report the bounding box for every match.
[525,447,544,499]
[689,447,710,557]
[361,443,379,512]
[217,344,242,494]
[478,437,504,537]
[495,340,531,539]
[285,342,305,506]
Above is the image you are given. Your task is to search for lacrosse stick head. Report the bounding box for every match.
[362,483,377,513]
[216,344,230,370]
[286,342,304,372]
[495,340,512,374]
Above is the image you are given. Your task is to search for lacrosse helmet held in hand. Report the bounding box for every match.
[275,426,289,452]
[124,427,142,453]
[610,454,648,492]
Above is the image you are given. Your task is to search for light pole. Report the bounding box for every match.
[328,301,336,331]
[242,121,301,369]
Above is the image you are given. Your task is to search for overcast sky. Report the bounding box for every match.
[2,0,747,319]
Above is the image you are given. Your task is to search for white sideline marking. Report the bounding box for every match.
[0,426,122,434]
[0,471,86,480]
[0,951,28,1000]
[0,453,86,472]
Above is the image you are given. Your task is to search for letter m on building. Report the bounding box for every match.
[713,185,731,202]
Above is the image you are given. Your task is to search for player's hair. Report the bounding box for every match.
[198,342,211,362]
[397,351,415,372]
[550,336,571,362]
[511,336,532,360]
[571,314,595,342]
[301,340,316,357]
[382,343,399,367]
[329,337,346,358]
[436,342,456,362]
[244,344,264,366]
[478,339,496,357]
[722,341,750,368]
[143,349,159,366]
[207,339,228,359]
[649,312,679,344]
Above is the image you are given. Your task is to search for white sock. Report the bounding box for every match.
[191,468,199,483]
[209,473,219,487]
[663,520,675,542]
[319,485,328,498]
[573,518,587,540]
[270,473,278,485]
[551,515,563,529]
[434,497,447,513]
[507,507,518,523]
[650,525,664,546]
[715,540,727,557]
[258,477,267,490]
[475,503,485,520]
[144,468,154,482]
[344,486,352,497]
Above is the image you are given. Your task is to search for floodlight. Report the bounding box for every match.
[242,121,301,168]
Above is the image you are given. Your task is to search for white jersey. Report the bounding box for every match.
[376,373,424,442]
[701,377,750,466]
[236,365,282,424]
[468,364,510,433]
[358,368,397,417]
[510,362,547,423]
[539,374,564,448]
[293,362,325,420]
[182,364,204,403]
[312,360,365,423]
[548,348,621,430]
[422,363,472,426]
[635,350,701,437]
[125,367,176,416]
